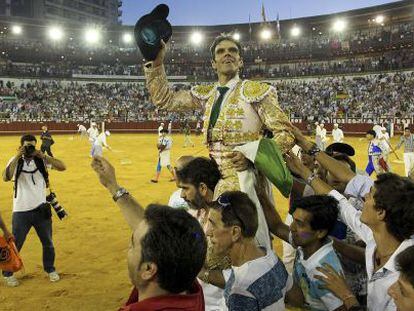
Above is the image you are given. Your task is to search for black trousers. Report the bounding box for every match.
[2,207,56,276]
[41,145,53,157]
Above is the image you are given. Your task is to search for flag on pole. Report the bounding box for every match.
[249,14,252,41]
[261,3,267,22]
[276,12,281,39]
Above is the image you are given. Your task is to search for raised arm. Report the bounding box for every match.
[255,175,290,242]
[34,150,66,171]
[288,124,356,185]
[91,156,144,230]
[3,147,25,182]
[144,41,201,112]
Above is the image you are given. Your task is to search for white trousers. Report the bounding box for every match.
[404,152,414,176]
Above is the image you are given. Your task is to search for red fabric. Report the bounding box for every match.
[379,157,389,172]
[118,281,205,311]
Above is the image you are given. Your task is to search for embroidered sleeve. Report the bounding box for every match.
[144,64,201,111]
[255,87,295,154]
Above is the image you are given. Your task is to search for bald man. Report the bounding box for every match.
[168,155,195,209]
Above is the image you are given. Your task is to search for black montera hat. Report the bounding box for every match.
[325,143,356,157]
[134,4,172,61]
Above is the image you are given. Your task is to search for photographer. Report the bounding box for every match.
[2,134,66,287]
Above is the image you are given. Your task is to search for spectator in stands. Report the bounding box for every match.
[91,156,207,310]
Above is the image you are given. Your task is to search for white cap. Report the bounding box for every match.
[105,130,110,136]
[91,122,97,126]
[334,123,338,126]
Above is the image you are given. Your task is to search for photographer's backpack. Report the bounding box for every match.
[14,157,49,198]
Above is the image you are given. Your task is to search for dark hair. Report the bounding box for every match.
[160,128,168,133]
[373,173,414,241]
[396,245,414,287]
[140,204,207,293]
[20,134,37,145]
[366,130,376,138]
[176,157,221,191]
[210,33,243,61]
[332,153,356,173]
[404,127,411,131]
[210,191,258,238]
[292,195,339,238]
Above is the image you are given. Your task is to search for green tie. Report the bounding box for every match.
[209,86,229,129]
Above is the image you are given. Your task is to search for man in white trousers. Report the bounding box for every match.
[395,127,414,176]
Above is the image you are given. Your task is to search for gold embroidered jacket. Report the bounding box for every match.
[144,64,295,195]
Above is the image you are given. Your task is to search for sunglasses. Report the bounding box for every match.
[217,195,245,230]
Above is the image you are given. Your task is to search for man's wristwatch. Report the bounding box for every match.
[112,187,129,202]
[307,144,321,156]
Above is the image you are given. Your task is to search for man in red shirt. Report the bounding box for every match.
[91,156,207,311]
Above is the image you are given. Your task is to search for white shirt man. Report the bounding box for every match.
[87,124,99,143]
[167,121,172,134]
[158,123,165,137]
[373,124,382,139]
[330,175,414,310]
[92,131,111,157]
[77,124,87,137]
[332,124,344,143]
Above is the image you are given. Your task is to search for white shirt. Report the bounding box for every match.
[168,189,189,209]
[94,132,108,147]
[158,136,172,152]
[8,157,47,212]
[158,125,164,136]
[78,125,87,132]
[320,128,327,142]
[315,125,322,136]
[223,248,292,311]
[87,127,99,140]
[373,125,382,138]
[332,128,344,143]
[330,174,414,310]
[294,241,345,311]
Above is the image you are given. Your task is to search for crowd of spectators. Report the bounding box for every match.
[0,22,413,79]
[0,71,413,122]
[0,80,201,122]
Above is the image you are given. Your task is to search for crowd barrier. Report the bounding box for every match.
[0,120,408,136]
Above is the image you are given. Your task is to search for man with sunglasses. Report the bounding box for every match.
[177,157,230,311]
[198,191,293,311]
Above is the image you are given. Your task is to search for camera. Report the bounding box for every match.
[24,145,36,156]
[46,192,68,220]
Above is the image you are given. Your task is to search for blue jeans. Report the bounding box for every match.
[2,207,56,277]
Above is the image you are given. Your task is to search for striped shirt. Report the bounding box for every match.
[397,134,414,153]
[223,248,292,311]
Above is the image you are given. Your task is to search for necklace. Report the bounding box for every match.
[374,250,394,267]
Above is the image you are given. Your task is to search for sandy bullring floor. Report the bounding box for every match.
[0,133,406,310]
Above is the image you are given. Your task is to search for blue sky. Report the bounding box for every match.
[121,0,399,25]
